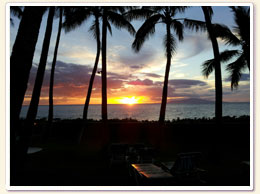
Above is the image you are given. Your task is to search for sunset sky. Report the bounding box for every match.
[10,6,250,105]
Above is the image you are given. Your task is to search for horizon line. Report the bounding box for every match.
[22,101,250,106]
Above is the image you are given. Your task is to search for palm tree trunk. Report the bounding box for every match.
[16,7,55,161]
[159,22,172,124]
[101,10,108,121]
[10,7,45,182]
[26,7,55,124]
[10,6,44,144]
[83,16,101,120]
[48,8,63,125]
[202,7,222,123]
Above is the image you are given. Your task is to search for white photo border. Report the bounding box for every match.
[6,2,254,191]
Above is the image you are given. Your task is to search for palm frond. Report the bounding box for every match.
[88,19,98,40]
[63,7,91,33]
[226,54,247,89]
[169,6,189,15]
[163,33,176,57]
[219,49,241,62]
[107,10,135,36]
[107,21,113,36]
[230,6,250,47]
[108,6,126,14]
[201,49,241,79]
[10,6,23,18]
[170,20,184,41]
[212,23,240,46]
[148,6,165,13]
[132,14,161,52]
[183,19,207,32]
[202,59,216,78]
[124,8,154,21]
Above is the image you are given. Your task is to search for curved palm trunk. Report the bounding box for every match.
[26,7,55,124]
[159,22,171,124]
[101,10,108,121]
[48,8,63,124]
[10,7,45,128]
[17,7,55,160]
[83,17,101,120]
[202,7,222,123]
[10,6,45,183]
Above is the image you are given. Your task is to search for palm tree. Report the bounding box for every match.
[10,6,45,177]
[26,7,55,124]
[131,6,187,123]
[83,10,101,120]
[65,7,135,122]
[63,7,101,121]
[202,6,250,90]
[184,6,223,123]
[100,6,136,121]
[22,7,55,155]
[10,6,45,137]
[48,7,63,124]
[202,6,222,123]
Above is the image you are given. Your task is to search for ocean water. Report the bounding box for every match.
[20,103,250,121]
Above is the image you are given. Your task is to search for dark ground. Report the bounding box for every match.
[11,116,250,186]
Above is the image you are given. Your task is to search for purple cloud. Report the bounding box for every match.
[127,79,154,86]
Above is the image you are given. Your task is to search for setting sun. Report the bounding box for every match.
[119,96,139,105]
[107,96,151,104]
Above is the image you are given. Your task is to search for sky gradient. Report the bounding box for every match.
[10,6,250,105]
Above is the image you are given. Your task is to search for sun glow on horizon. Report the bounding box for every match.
[106,96,150,105]
[119,96,139,105]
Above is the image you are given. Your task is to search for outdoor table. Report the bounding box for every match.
[131,163,173,179]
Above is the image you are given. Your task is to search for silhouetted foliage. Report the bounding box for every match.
[48,7,64,125]
[10,6,46,178]
[131,6,188,123]
[23,7,55,158]
[100,6,135,121]
[201,6,250,90]
[63,7,102,121]
[184,7,223,123]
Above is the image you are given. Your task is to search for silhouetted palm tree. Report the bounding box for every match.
[131,6,187,123]
[65,7,135,122]
[202,7,222,123]
[100,6,135,121]
[63,7,102,121]
[184,6,223,122]
[10,6,45,177]
[48,7,63,124]
[10,6,45,135]
[23,7,55,152]
[83,10,101,120]
[202,6,250,90]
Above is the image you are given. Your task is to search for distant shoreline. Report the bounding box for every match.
[20,115,250,122]
[22,102,250,106]
[20,115,250,124]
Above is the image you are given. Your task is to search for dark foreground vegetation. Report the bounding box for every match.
[11,116,250,187]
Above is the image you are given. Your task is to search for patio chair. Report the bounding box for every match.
[161,152,207,184]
